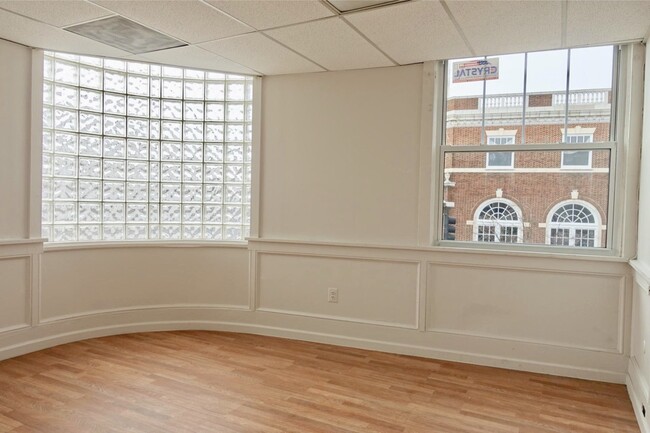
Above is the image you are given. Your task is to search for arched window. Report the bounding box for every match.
[546,201,601,247]
[473,200,523,243]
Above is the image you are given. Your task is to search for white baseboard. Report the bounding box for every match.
[628,358,650,433]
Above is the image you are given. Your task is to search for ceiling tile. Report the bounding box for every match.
[205,0,334,30]
[265,17,393,71]
[200,33,324,75]
[345,0,469,64]
[566,0,650,46]
[446,0,562,56]
[90,0,252,43]
[0,0,112,28]
[137,45,259,75]
[0,8,131,57]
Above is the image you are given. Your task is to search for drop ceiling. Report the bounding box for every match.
[0,0,648,76]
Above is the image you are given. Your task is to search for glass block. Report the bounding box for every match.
[79,89,102,111]
[226,103,244,122]
[245,81,253,101]
[53,226,76,242]
[79,157,101,178]
[185,69,204,80]
[225,185,243,203]
[54,202,76,222]
[79,135,102,156]
[128,62,149,74]
[225,205,242,224]
[244,205,251,224]
[127,118,149,138]
[128,74,149,96]
[43,153,52,176]
[206,123,224,142]
[104,71,126,93]
[226,144,243,163]
[161,204,181,222]
[225,164,243,183]
[227,74,245,80]
[206,82,225,100]
[103,225,125,240]
[184,81,204,100]
[183,163,202,183]
[161,183,181,202]
[103,203,125,222]
[80,66,102,89]
[183,204,202,222]
[79,56,102,67]
[162,79,182,99]
[161,163,181,182]
[42,178,52,200]
[224,225,243,241]
[103,138,126,158]
[127,161,148,181]
[104,115,126,136]
[126,225,148,240]
[150,78,161,97]
[207,72,225,80]
[104,93,126,114]
[79,112,102,134]
[183,225,202,240]
[183,122,203,141]
[204,164,223,183]
[53,179,77,200]
[149,162,160,181]
[79,225,101,241]
[161,142,182,161]
[43,106,53,128]
[103,160,125,180]
[149,224,160,239]
[79,203,101,222]
[126,204,147,222]
[149,203,160,222]
[42,202,52,223]
[151,99,161,118]
[128,96,149,117]
[54,108,77,131]
[162,100,182,119]
[205,144,223,162]
[150,121,160,139]
[79,180,100,200]
[244,185,251,203]
[103,181,125,201]
[160,225,181,240]
[204,205,222,223]
[183,184,202,202]
[104,59,125,71]
[54,132,77,154]
[163,66,183,78]
[184,102,204,121]
[245,123,252,142]
[44,56,54,80]
[183,144,202,161]
[43,82,53,105]
[126,140,148,159]
[42,225,52,241]
[127,182,148,201]
[203,225,222,240]
[245,103,253,121]
[244,144,252,162]
[226,82,245,101]
[150,141,160,160]
[226,124,244,142]
[53,155,77,177]
[161,121,182,140]
[204,185,222,203]
[244,164,251,183]
[55,61,78,85]
[206,103,224,121]
[54,84,78,108]
[149,184,160,202]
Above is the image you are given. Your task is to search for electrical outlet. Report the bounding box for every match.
[327,287,338,303]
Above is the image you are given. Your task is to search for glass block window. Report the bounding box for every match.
[42,52,254,242]
[473,200,523,243]
[546,201,600,247]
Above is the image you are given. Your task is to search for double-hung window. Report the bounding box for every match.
[441,45,616,249]
[42,52,254,243]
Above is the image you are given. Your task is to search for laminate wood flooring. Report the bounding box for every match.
[0,331,639,432]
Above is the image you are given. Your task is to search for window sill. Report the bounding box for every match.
[44,240,248,252]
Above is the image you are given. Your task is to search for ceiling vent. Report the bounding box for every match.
[326,0,409,13]
[65,16,186,54]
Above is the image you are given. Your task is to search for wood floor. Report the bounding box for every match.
[0,331,639,433]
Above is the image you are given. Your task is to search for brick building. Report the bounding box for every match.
[444,88,612,247]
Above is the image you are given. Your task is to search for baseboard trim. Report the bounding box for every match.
[628,357,650,433]
[0,313,627,384]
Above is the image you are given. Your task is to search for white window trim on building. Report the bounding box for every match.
[561,127,596,169]
[473,198,524,243]
[545,200,602,248]
[485,129,516,169]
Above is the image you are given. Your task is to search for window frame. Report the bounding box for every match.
[473,199,524,243]
[561,131,595,169]
[545,200,602,248]
[485,135,515,169]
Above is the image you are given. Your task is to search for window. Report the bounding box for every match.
[546,201,601,247]
[474,200,523,243]
[442,45,615,249]
[42,52,254,242]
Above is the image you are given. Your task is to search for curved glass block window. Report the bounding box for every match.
[42,52,254,242]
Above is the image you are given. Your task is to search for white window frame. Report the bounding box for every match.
[485,130,516,169]
[545,200,602,248]
[561,127,595,169]
[473,198,524,243]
